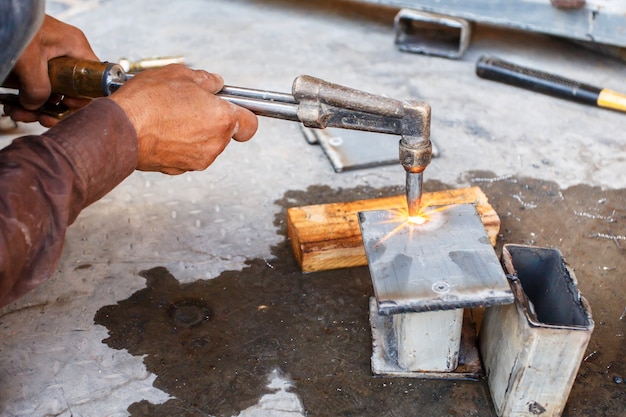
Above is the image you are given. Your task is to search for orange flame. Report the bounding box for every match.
[408,214,428,225]
[374,204,458,245]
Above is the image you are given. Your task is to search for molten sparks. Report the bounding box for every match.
[408,214,428,225]
[375,207,429,245]
[374,204,458,246]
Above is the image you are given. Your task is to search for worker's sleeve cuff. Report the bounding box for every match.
[43,97,139,210]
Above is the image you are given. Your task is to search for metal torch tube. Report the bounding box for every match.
[111,79,301,121]
[406,172,423,217]
[398,101,432,218]
[220,86,297,104]
[218,95,300,121]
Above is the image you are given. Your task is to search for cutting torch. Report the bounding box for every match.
[0,57,432,215]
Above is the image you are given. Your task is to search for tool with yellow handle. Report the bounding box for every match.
[476,55,626,113]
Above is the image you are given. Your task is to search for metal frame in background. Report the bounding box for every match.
[359,0,626,48]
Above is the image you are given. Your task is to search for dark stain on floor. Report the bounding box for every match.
[94,174,625,417]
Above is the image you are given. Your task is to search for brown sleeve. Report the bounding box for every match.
[0,98,138,307]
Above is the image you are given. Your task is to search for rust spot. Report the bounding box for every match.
[550,0,585,9]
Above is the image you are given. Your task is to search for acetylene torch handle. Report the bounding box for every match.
[476,55,626,113]
[47,57,126,97]
[1,57,125,98]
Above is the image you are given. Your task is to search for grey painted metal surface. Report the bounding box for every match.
[359,204,513,315]
[358,0,626,47]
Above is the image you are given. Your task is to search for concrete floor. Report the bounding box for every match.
[0,0,624,416]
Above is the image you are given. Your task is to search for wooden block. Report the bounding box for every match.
[287,186,499,273]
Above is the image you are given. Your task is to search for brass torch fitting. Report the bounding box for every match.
[399,101,432,216]
[399,100,432,174]
[399,137,432,174]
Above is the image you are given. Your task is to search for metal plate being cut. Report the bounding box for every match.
[359,204,513,315]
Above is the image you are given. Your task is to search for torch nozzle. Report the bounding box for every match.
[406,171,424,217]
[397,101,431,219]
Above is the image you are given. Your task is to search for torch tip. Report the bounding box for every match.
[406,172,424,217]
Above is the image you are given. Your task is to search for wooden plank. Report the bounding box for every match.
[287,186,499,273]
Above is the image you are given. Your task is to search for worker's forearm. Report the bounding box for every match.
[0,98,138,307]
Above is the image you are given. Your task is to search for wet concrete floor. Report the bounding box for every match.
[95,174,625,417]
[1,1,625,415]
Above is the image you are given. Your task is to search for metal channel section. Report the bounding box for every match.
[356,0,626,48]
[359,204,513,315]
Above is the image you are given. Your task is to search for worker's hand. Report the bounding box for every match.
[3,15,97,127]
[110,64,258,174]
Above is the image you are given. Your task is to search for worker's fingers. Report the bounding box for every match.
[111,64,259,174]
[159,167,187,176]
[192,69,225,94]
[61,96,92,110]
[37,16,99,62]
[197,94,258,143]
[183,68,257,142]
[35,114,60,128]
[2,105,39,123]
[190,68,257,141]
[12,15,98,111]
[13,55,52,110]
[3,104,60,128]
[229,103,258,142]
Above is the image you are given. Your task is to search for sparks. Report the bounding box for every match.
[408,214,427,225]
[373,204,458,246]
[374,207,431,245]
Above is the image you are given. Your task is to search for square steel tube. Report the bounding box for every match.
[394,9,472,59]
[480,245,594,416]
